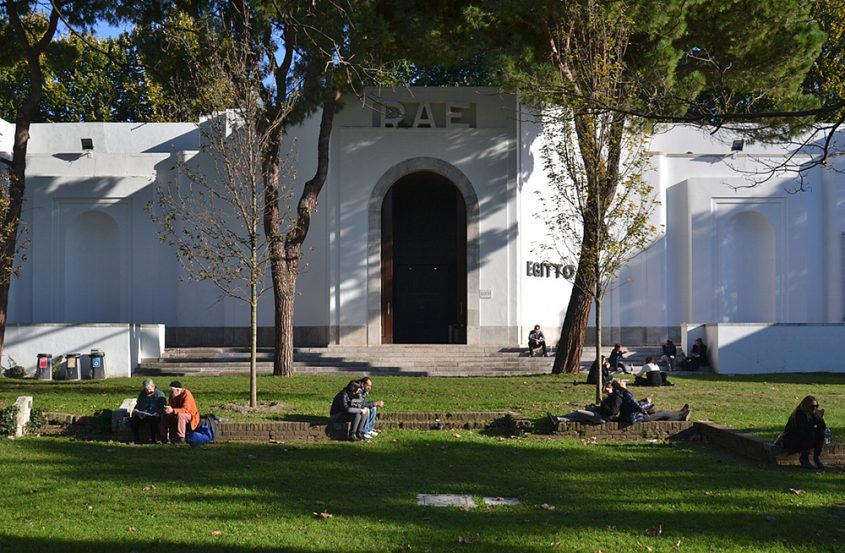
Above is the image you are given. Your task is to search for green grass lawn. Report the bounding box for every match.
[2,372,844,439]
[0,432,843,553]
[1,373,844,552]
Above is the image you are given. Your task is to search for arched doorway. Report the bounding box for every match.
[381,172,467,343]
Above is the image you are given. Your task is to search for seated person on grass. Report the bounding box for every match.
[160,381,200,445]
[358,376,384,439]
[634,356,672,386]
[330,380,369,442]
[586,355,613,385]
[617,379,690,424]
[130,378,167,444]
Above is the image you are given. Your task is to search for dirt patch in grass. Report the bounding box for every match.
[214,401,290,415]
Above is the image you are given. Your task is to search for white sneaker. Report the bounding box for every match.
[362,433,373,440]
[369,430,379,436]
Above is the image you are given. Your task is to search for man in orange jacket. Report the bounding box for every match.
[160,381,200,445]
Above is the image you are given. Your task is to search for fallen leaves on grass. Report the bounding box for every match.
[645,524,662,537]
[626,458,638,463]
[142,484,156,492]
[127,527,136,532]
[635,539,653,552]
[538,503,556,511]
[457,536,477,544]
[788,488,805,495]
[314,511,333,519]
[211,530,223,537]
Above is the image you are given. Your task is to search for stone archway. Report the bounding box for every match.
[367,158,480,345]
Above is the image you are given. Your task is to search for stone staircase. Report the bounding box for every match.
[135,344,664,377]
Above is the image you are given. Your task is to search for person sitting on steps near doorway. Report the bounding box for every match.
[528,325,548,357]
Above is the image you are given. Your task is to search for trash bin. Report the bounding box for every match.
[36,353,53,380]
[64,353,81,380]
[89,350,106,379]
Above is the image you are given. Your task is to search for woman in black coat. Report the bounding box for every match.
[780,395,827,470]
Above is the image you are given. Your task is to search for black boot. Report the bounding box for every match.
[814,455,826,470]
[799,452,814,470]
[348,433,362,442]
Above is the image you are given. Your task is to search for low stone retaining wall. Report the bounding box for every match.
[36,401,843,469]
[551,419,696,442]
[696,421,845,467]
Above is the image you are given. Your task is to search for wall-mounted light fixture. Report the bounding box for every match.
[80,138,94,151]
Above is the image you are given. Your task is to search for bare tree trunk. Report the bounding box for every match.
[250,276,258,407]
[0,5,59,365]
[279,272,296,376]
[270,91,340,376]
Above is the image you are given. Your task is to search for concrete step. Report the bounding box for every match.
[136,344,665,378]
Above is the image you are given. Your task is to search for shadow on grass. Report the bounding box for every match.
[674,372,845,385]
[1,436,844,552]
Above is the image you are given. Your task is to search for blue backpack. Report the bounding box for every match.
[186,414,219,446]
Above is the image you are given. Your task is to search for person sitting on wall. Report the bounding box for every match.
[330,380,370,442]
[549,379,622,425]
[681,338,707,370]
[586,355,613,385]
[528,325,548,357]
[130,378,167,444]
[660,338,677,372]
[357,376,384,439]
[608,343,633,374]
[617,379,690,423]
[777,395,827,470]
[160,381,200,446]
[634,356,672,386]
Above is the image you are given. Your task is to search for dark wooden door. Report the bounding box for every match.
[381,173,467,343]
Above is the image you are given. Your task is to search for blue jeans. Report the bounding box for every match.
[363,406,378,433]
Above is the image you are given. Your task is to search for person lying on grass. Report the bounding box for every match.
[617,379,690,424]
[550,379,658,425]
[777,395,827,470]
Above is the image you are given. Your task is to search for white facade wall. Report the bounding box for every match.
[4,88,845,370]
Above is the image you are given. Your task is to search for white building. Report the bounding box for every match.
[2,87,844,373]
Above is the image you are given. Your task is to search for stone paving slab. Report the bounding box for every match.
[417,494,476,508]
[482,497,520,506]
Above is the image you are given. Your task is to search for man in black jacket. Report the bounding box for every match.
[528,325,548,357]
